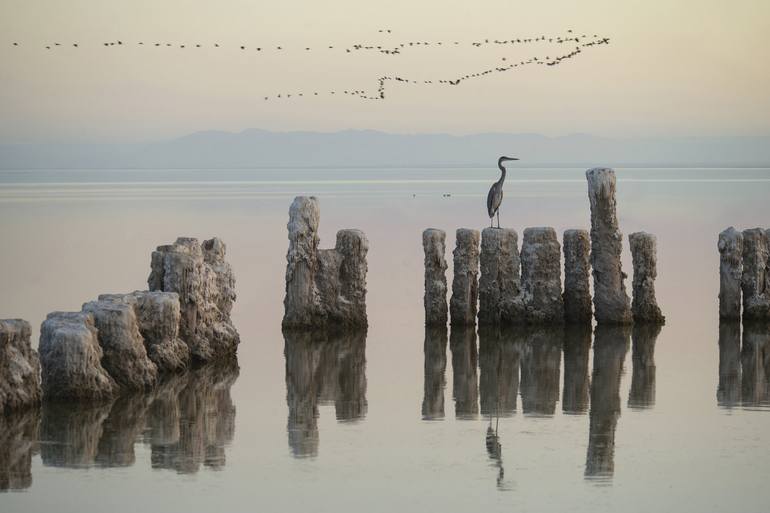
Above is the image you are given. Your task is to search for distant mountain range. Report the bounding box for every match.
[1,129,769,168]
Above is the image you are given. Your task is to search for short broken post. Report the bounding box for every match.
[423,229,448,326]
[586,168,632,324]
[450,228,480,326]
[718,227,743,320]
[629,232,665,324]
[478,227,520,325]
[563,229,592,323]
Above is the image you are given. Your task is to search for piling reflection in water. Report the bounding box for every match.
[520,327,563,416]
[562,325,591,414]
[478,326,520,418]
[422,326,448,420]
[0,409,39,491]
[449,326,479,419]
[284,329,367,458]
[585,325,630,481]
[717,321,742,408]
[149,363,238,473]
[38,361,238,473]
[740,322,770,407]
[629,324,661,409]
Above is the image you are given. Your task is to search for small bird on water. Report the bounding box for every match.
[487,156,518,228]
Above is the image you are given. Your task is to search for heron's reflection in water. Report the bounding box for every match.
[36,361,238,474]
[478,325,523,491]
[283,328,367,458]
[421,323,662,485]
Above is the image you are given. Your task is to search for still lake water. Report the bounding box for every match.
[1,167,769,512]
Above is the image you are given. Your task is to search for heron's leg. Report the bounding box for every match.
[496,210,500,229]
[490,216,493,228]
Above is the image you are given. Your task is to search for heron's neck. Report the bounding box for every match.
[497,164,506,183]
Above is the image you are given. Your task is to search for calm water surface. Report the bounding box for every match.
[1,167,769,512]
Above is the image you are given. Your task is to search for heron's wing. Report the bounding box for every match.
[486,184,497,217]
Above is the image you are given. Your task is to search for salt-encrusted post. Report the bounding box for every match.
[283,196,321,328]
[282,196,369,329]
[586,168,632,324]
[0,319,41,412]
[563,229,592,323]
[335,229,369,327]
[450,228,480,326]
[519,227,564,323]
[478,227,520,325]
[423,229,448,326]
[149,237,239,361]
[718,227,743,320]
[39,312,117,401]
[741,228,770,321]
[629,232,665,323]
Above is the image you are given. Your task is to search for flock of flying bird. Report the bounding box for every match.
[9,29,610,102]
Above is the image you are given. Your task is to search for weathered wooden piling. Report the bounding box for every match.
[741,228,770,321]
[423,229,448,326]
[519,227,564,324]
[563,229,592,323]
[478,227,520,325]
[586,168,633,324]
[718,227,743,320]
[0,319,41,412]
[450,228,480,326]
[283,196,369,329]
[149,237,239,361]
[629,232,665,323]
[39,312,117,401]
[81,299,159,390]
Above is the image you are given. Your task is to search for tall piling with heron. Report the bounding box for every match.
[478,227,520,325]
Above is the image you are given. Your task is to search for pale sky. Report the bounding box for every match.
[0,0,768,143]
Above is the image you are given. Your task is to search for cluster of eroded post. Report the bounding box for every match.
[424,168,664,328]
[718,226,770,322]
[0,237,240,417]
[282,196,369,329]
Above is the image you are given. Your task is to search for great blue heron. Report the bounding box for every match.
[487,156,518,228]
